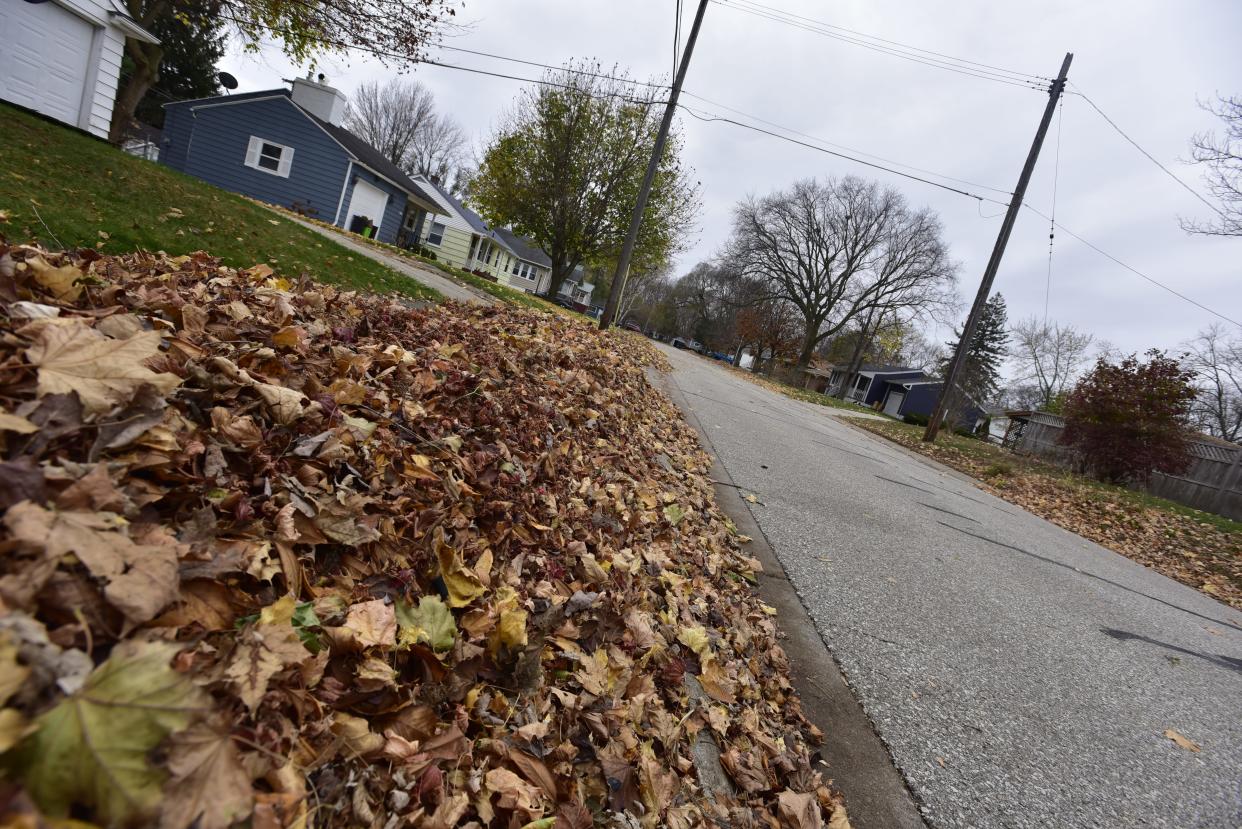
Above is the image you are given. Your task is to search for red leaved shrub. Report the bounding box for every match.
[1060,350,1197,483]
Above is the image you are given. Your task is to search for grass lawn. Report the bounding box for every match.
[852,417,1242,609]
[0,103,441,302]
[262,203,589,317]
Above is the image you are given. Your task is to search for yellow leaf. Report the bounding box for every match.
[25,323,180,415]
[496,608,529,651]
[259,594,298,626]
[344,599,397,648]
[436,532,485,608]
[27,255,84,301]
[0,708,30,753]
[0,631,30,706]
[678,626,712,662]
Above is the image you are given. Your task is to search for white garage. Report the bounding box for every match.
[883,389,906,418]
[0,0,157,139]
[345,178,391,235]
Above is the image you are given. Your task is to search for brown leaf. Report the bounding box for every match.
[777,790,824,829]
[225,617,310,712]
[508,749,557,802]
[159,723,254,829]
[1164,728,1201,752]
[342,599,397,648]
[25,323,180,415]
[5,502,178,625]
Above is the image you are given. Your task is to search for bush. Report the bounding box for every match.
[1060,350,1197,484]
[416,245,438,261]
[903,412,930,426]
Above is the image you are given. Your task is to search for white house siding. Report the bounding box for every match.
[0,0,138,139]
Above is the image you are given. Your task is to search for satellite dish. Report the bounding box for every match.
[217,72,239,92]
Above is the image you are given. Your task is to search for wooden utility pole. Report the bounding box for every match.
[599,0,708,331]
[924,52,1073,442]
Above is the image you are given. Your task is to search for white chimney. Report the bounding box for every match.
[290,75,347,126]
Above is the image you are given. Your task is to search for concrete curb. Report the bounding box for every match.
[650,366,928,829]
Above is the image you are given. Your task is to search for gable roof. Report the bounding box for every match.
[301,111,440,214]
[493,228,552,267]
[166,88,441,215]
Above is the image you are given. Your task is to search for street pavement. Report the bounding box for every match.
[655,344,1242,829]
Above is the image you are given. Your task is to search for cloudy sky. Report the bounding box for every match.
[220,0,1241,355]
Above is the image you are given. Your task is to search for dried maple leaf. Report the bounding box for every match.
[25,323,180,415]
[15,641,207,826]
[159,723,254,829]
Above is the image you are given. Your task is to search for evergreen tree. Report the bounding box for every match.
[941,292,1009,405]
[127,2,226,132]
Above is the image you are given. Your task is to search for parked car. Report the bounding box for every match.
[622,321,643,333]
[670,337,704,352]
[552,297,577,310]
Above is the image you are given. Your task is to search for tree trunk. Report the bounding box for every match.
[547,260,573,299]
[795,324,818,371]
[109,39,162,144]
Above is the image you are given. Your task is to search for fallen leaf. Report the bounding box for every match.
[25,323,180,415]
[0,411,38,434]
[777,789,823,829]
[396,595,457,652]
[1164,728,1201,752]
[27,255,84,301]
[159,723,254,829]
[15,641,207,825]
[436,533,485,608]
[344,599,397,647]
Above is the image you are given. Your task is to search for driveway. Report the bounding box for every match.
[276,212,497,305]
[655,344,1242,829]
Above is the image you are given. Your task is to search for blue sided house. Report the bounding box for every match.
[159,75,442,246]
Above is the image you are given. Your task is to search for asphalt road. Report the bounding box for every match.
[656,344,1242,829]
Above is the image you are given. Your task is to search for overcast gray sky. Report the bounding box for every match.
[221,0,1241,355]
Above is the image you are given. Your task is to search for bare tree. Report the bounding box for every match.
[1183,95,1242,236]
[900,327,946,373]
[730,176,957,369]
[1182,323,1242,442]
[1010,317,1095,411]
[345,79,468,188]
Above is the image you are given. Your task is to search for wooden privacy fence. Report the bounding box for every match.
[1001,412,1242,521]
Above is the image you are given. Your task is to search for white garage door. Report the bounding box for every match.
[345,179,390,233]
[0,1,94,128]
[883,389,905,418]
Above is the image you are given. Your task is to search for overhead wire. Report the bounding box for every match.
[1021,203,1242,328]
[710,0,1050,91]
[1069,84,1226,219]
[722,0,1050,82]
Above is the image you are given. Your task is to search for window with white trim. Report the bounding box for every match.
[426,220,446,246]
[245,136,294,177]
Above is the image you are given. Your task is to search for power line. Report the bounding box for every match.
[677,103,1008,203]
[710,0,1050,91]
[1070,84,1226,219]
[723,0,1050,82]
[435,44,669,89]
[1021,203,1242,328]
[680,90,1014,195]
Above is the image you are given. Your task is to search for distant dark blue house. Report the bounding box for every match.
[809,362,982,423]
[159,76,442,246]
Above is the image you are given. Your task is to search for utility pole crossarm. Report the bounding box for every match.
[923,52,1073,442]
[599,0,709,331]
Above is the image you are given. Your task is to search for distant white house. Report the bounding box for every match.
[0,0,158,139]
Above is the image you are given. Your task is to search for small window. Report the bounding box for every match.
[426,221,446,246]
[245,136,293,177]
[512,260,521,276]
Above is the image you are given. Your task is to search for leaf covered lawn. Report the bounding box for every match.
[0,244,846,828]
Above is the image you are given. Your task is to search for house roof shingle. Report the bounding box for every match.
[493,228,552,267]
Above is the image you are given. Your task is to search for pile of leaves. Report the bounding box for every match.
[853,419,1242,610]
[0,243,846,828]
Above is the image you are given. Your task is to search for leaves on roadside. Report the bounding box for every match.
[0,244,839,827]
[1164,728,1202,752]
